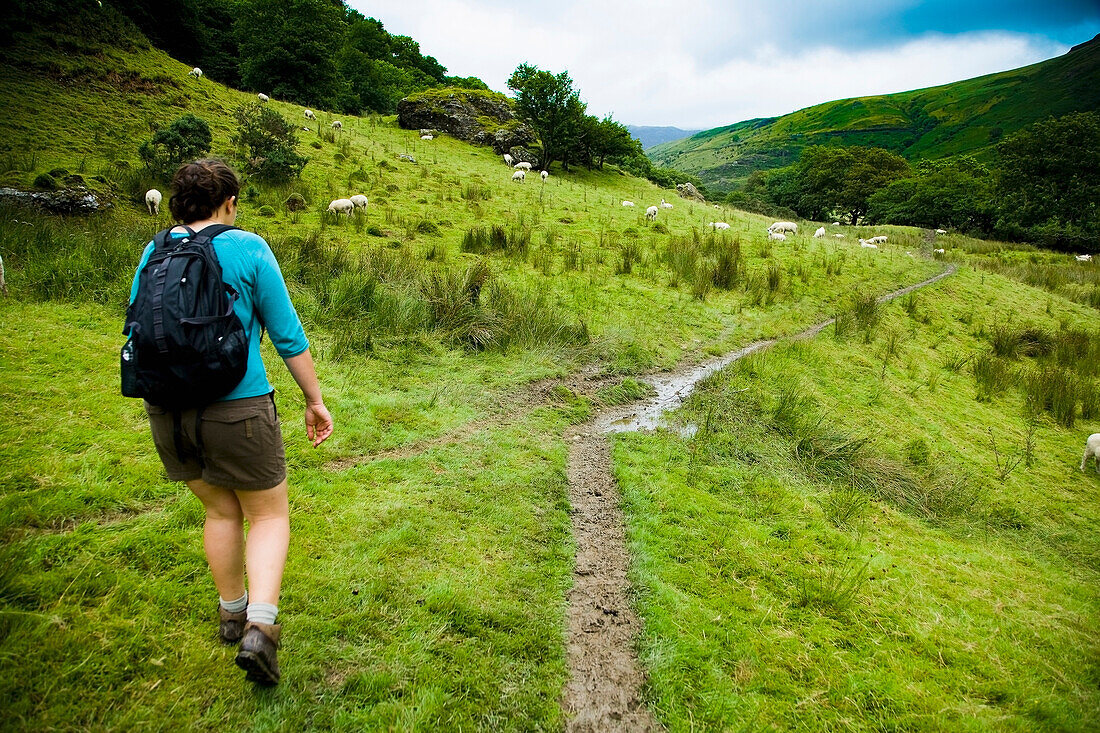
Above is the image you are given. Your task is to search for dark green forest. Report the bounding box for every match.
[3,0,487,114]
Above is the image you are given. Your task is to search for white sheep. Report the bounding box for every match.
[768,231,787,241]
[503,153,514,166]
[834,233,845,238]
[768,221,798,234]
[1082,433,1100,472]
[867,235,888,244]
[540,170,549,181]
[813,226,826,238]
[188,67,202,78]
[935,228,947,234]
[708,222,731,230]
[933,248,946,255]
[304,109,316,120]
[511,170,526,183]
[859,239,878,249]
[0,253,7,296]
[145,188,162,216]
[258,93,269,103]
[714,204,721,209]
[646,205,659,221]
[1075,254,1093,262]
[331,120,342,130]
[832,222,840,226]
[350,195,369,209]
[327,198,354,215]
[660,199,673,209]
[514,162,532,171]
[622,201,635,207]
[420,134,434,140]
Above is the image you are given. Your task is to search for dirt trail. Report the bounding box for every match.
[560,263,956,730]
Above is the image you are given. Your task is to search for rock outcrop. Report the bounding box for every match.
[397,88,538,155]
[0,186,112,214]
[675,182,705,203]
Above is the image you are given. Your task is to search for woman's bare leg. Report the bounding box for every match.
[186,478,246,600]
[234,480,290,606]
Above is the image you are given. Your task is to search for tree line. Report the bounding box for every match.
[728,111,1100,251]
[507,64,707,192]
[5,0,487,115]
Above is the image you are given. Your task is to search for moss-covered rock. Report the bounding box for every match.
[397,87,537,154]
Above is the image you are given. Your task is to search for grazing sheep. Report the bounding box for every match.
[0,253,7,296]
[768,221,798,234]
[1075,254,1093,262]
[145,188,162,216]
[540,170,549,181]
[660,199,673,209]
[511,170,526,183]
[834,233,845,238]
[399,154,416,163]
[331,120,342,130]
[420,134,434,140]
[859,239,878,249]
[503,153,514,166]
[1082,433,1100,472]
[258,93,269,103]
[768,231,787,241]
[514,162,532,171]
[708,222,731,230]
[350,195,369,209]
[327,198,355,215]
[867,235,888,244]
[813,226,826,238]
[304,109,316,120]
[933,248,946,255]
[622,201,635,207]
[188,67,202,78]
[646,205,659,221]
[832,222,840,226]
[935,228,947,234]
[714,204,721,209]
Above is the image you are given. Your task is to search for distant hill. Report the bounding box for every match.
[648,34,1100,194]
[626,125,703,150]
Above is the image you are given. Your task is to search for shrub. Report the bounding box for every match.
[258,205,276,217]
[284,193,306,212]
[138,113,212,178]
[231,102,307,182]
[416,220,440,235]
[32,173,58,190]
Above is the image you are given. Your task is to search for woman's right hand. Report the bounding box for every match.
[305,402,334,447]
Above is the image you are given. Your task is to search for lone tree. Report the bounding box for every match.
[231,102,308,182]
[138,114,212,178]
[507,63,587,171]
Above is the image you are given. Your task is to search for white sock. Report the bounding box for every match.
[247,602,278,625]
[220,592,247,613]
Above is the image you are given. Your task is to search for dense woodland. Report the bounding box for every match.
[3,0,487,114]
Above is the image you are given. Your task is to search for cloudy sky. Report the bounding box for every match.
[348,0,1100,129]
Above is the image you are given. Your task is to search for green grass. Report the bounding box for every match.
[2,22,1099,731]
[613,264,1100,730]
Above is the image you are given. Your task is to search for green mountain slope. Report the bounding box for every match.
[649,34,1100,194]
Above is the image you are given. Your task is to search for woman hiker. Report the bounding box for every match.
[128,159,334,685]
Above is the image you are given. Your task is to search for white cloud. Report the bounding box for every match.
[347,1,1068,128]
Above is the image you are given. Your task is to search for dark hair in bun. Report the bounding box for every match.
[168,159,240,223]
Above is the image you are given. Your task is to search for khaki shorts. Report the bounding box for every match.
[145,393,287,491]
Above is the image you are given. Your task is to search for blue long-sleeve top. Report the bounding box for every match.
[129,226,309,401]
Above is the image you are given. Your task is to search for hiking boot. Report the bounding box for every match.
[218,605,247,645]
[235,621,281,686]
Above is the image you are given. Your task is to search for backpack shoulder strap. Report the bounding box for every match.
[152,225,196,253]
[190,224,239,244]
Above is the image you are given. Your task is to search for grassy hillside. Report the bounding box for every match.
[1,21,1099,731]
[649,35,1100,194]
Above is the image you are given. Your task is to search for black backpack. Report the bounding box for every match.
[121,224,249,409]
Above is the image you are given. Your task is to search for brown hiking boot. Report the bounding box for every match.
[218,605,247,645]
[235,621,281,686]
